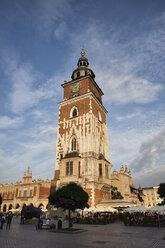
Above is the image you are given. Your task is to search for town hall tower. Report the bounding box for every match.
[52,49,112,206]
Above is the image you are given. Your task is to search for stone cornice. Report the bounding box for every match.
[61,75,104,96]
[59,92,108,114]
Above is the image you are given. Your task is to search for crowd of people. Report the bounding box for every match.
[0,212,13,230]
[123,212,165,227]
[1,210,165,230]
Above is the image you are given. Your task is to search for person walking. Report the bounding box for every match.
[0,215,5,229]
[6,212,13,230]
[20,213,24,224]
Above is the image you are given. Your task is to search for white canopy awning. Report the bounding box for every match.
[124,206,148,213]
[84,206,118,213]
[149,205,165,214]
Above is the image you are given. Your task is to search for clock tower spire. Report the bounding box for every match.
[52,50,112,206]
[71,48,95,80]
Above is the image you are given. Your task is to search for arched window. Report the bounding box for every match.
[73,108,77,117]
[70,107,78,118]
[77,71,80,78]
[71,137,77,151]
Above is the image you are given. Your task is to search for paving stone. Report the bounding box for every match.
[0,217,165,248]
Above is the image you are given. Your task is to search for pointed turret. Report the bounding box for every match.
[120,165,124,172]
[71,48,95,80]
[125,165,128,173]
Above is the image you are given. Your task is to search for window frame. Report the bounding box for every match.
[70,107,78,118]
[71,137,77,152]
[66,161,73,176]
[99,163,102,177]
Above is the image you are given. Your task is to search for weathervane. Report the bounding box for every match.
[81,46,85,57]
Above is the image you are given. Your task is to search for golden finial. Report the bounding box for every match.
[81,46,85,57]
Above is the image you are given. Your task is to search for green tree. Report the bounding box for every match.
[111,186,123,200]
[158,183,165,205]
[49,182,89,228]
[21,205,42,219]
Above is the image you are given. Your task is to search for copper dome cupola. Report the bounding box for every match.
[71,48,95,80]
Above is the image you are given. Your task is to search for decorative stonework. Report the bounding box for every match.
[111,165,141,205]
[52,51,112,206]
[0,169,51,212]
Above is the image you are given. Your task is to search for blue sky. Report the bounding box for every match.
[0,0,165,187]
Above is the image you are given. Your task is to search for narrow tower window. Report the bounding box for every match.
[66,162,69,176]
[78,162,81,178]
[72,108,77,117]
[99,163,102,177]
[66,162,73,176]
[71,137,77,151]
[105,164,109,178]
[70,161,73,175]
[70,107,78,118]
[77,71,80,77]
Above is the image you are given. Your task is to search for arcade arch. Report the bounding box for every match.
[3,204,7,212]
[8,204,13,210]
[38,203,44,209]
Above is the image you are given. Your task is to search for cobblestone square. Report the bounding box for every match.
[0,217,165,248]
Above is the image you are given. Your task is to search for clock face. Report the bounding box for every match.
[71,83,81,93]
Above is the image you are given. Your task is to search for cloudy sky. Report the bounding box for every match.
[0,0,165,187]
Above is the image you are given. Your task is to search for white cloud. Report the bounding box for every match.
[98,74,162,104]
[1,54,62,114]
[130,127,165,172]
[54,21,67,39]
[109,128,146,169]
[0,116,23,129]
[68,17,164,104]
[115,112,144,122]
[34,0,72,40]
[0,122,57,183]
[133,165,165,187]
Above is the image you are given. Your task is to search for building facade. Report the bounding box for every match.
[52,49,112,206]
[0,168,51,212]
[111,165,143,206]
[142,186,163,208]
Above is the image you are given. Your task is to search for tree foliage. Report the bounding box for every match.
[49,182,89,210]
[111,186,123,200]
[158,183,165,205]
[21,205,41,219]
[49,182,89,228]
[158,183,165,199]
[0,195,2,205]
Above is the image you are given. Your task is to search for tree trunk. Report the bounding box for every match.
[68,209,72,229]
